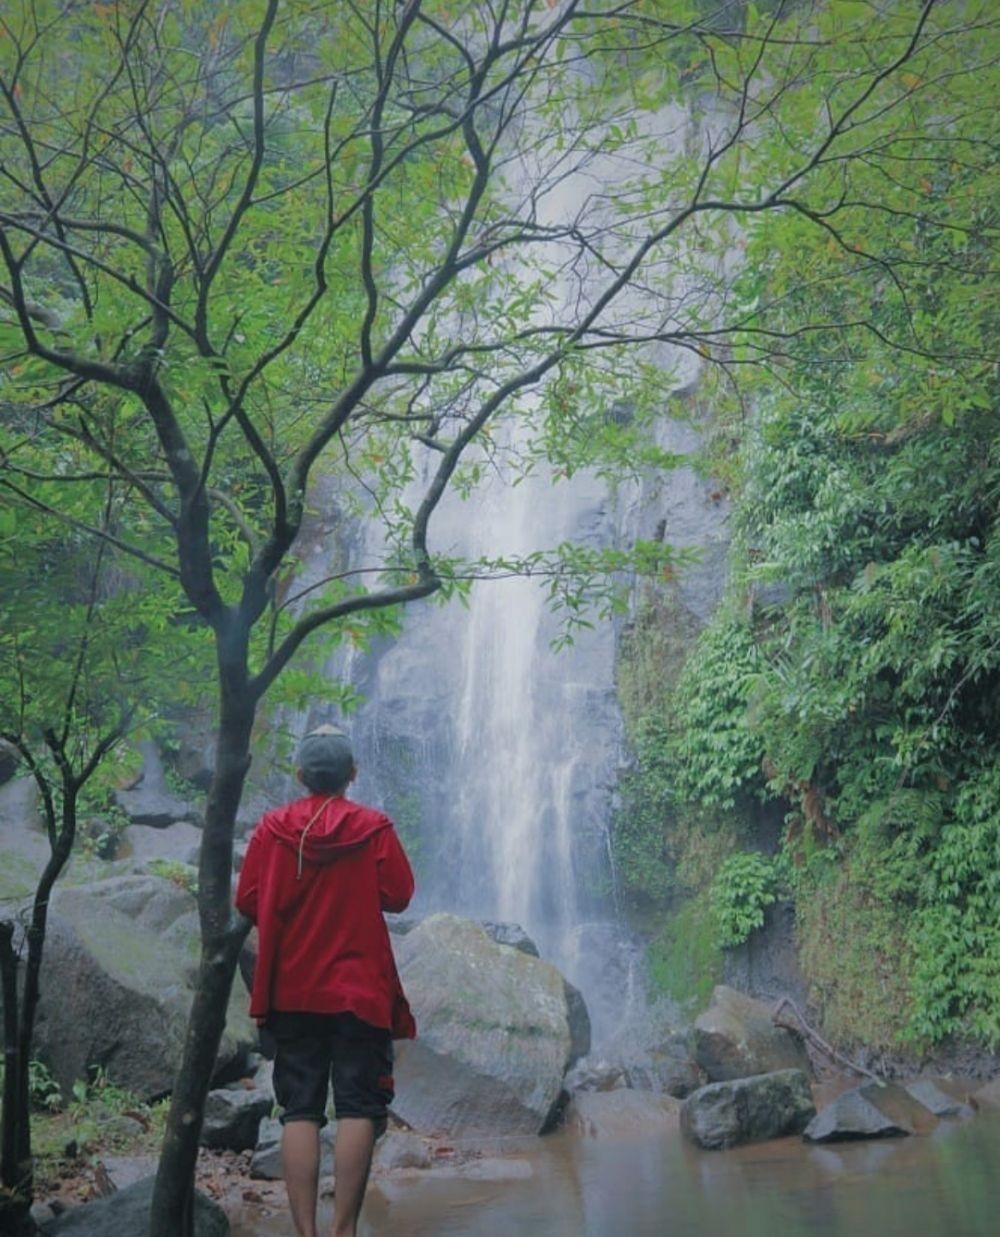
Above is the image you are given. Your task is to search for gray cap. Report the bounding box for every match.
[297,724,354,792]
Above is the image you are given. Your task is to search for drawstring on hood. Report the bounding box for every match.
[297,796,335,879]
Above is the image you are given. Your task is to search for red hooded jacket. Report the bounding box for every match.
[235,793,416,1039]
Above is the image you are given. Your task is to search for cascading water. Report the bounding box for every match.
[325,435,633,1040]
[447,452,613,935]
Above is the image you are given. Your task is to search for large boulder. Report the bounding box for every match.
[803,1081,937,1143]
[694,985,810,1082]
[392,913,584,1135]
[39,1177,227,1236]
[31,875,254,1099]
[478,922,590,1061]
[681,1069,815,1150]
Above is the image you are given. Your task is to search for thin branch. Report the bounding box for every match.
[0,476,180,578]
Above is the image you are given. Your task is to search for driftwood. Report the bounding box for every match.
[772,996,884,1084]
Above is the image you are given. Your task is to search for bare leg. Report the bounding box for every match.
[332,1117,376,1237]
[282,1119,321,1237]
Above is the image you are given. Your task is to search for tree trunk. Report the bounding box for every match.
[0,786,79,1237]
[148,933,244,1235]
[0,921,33,1237]
[150,680,256,1237]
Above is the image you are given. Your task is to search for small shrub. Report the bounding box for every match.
[710,851,779,948]
[147,858,198,895]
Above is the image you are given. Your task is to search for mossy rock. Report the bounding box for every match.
[648,897,723,1010]
[31,875,254,1100]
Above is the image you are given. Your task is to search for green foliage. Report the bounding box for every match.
[146,859,199,896]
[0,1058,61,1114]
[658,71,1000,1051]
[728,391,1000,1044]
[27,1060,62,1112]
[710,851,779,949]
[76,787,133,861]
[26,1067,169,1196]
[908,763,1000,1046]
[667,614,767,810]
[634,0,1000,1049]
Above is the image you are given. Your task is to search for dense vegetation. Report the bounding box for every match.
[614,1,1000,1051]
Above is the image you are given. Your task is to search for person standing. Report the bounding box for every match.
[236,725,416,1237]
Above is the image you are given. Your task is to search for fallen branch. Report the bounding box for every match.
[772,996,884,1084]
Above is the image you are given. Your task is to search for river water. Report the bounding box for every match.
[229,1111,1000,1237]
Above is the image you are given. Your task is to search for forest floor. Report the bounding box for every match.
[33,1143,292,1228]
[28,1103,519,1232]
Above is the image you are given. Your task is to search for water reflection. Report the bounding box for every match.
[226,1114,1000,1236]
[357,1113,1000,1237]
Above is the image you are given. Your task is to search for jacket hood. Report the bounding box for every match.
[261,795,389,867]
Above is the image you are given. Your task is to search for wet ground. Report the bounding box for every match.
[227,1109,1000,1237]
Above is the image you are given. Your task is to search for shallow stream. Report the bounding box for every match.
[229,1110,1000,1237]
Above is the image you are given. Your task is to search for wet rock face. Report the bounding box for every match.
[681,1069,816,1150]
[392,914,584,1136]
[694,985,811,1083]
[721,897,810,1010]
[803,1081,938,1143]
[38,1177,228,1236]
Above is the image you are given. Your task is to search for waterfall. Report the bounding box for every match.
[336,443,626,985]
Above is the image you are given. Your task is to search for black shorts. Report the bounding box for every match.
[267,1011,394,1136]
